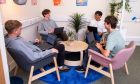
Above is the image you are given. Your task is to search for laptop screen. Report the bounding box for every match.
[54,27,64,34]
[87,26,97,33]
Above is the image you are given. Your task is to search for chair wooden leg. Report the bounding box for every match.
[85,55,92,78]
[109,64,115,84]
[80,51,83,66]
[124,62,129,75]
[14,66,18,76]
[28,66,34,84]
[53,57,60,81]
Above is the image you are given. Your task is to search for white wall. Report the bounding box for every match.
[0,0,41,41]
[121,0,140,44]
[39,0,109,20]
[0,0,40,22]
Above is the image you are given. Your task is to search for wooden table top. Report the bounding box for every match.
[61,40,88,52]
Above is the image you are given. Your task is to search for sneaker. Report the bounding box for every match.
[76,66,85,73]
[59,66,70,72]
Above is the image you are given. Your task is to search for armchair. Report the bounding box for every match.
[7,48,60,84]
[84,41,136,84]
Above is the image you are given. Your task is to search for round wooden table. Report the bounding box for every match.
[61,41,88,66]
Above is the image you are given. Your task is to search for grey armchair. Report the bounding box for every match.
[7,48,60,84]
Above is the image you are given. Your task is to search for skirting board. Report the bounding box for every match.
[126,36,140,46]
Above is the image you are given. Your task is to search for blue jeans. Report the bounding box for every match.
[83,45,101,68]
[94,33,102,42]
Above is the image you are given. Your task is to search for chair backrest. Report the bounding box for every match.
[112,41,136,70]
[89,49,112,67]
[7,48,32,72]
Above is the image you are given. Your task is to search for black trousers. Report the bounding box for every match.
[55,31,68,41]
[54,44,65,66]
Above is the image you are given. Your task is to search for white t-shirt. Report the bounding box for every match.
[89,19,107,33]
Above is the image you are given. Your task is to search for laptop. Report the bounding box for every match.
[34,42,53,51]
[54,27,64,34]
[87,26,97,33]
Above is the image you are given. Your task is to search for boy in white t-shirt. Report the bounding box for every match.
[89,11,107,41]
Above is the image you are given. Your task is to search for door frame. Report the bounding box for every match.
[0,51,6,84]
[0,11,10,84]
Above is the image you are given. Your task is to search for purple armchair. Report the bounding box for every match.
[84,41,136,84]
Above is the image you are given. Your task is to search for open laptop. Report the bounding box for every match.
[54,27,64,34]
[87,26,97,33]
[34,42,53,51]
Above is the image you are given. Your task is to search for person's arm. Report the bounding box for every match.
[34,48,58,58]
[96,43,110,57]
[38,22,48,35]
[53,20,58,28]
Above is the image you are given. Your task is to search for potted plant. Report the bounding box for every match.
[110,1,118,16]
[67,31,76,41]
[109,0,131,16]
[69,13,86,33]
[68,13,86,40]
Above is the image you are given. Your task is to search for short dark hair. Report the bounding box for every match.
[95,11,103,16]
[104,16,118,29]
[42,9,51,17]
[5,20,22,34]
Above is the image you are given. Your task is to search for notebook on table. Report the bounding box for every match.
[87,26,97,33]
[54,27,64,34]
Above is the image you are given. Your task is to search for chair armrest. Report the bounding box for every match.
[31,53,57,63]
[88,49,112,67]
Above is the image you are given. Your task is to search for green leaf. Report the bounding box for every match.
[68,13,86,33]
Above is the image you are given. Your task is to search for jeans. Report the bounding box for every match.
[94,33,102,42]
[83,45,101,68]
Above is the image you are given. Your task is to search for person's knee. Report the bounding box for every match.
[62,31,68,41]
[58,44,64,49]
[55,44,65,51]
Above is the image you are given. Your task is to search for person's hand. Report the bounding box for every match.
[51,28,54,33]
[48,28,54,33]
[34,38,40,44]
[86,29,89,33]
[100,40,105,45]
[98,32,102,35]
[51,48,58,53]
[96,42,103,49]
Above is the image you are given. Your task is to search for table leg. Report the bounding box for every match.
[80,51,83,66]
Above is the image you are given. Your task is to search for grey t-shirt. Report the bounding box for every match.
[105,30,125,58]
[38,19,58,35]
[5,35,53,61]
